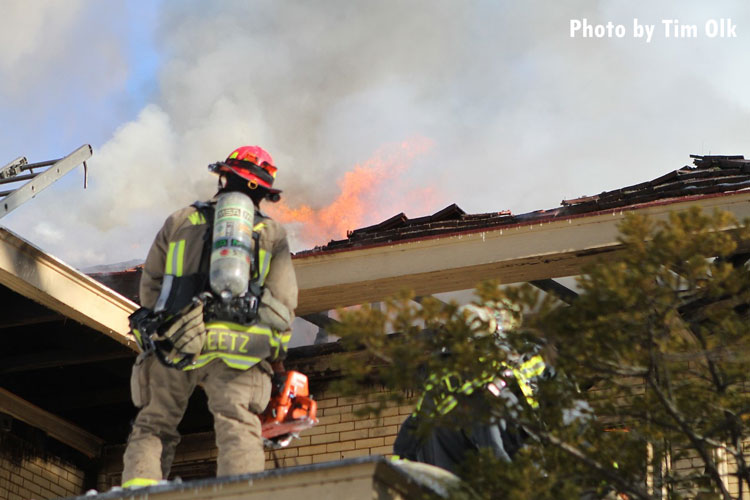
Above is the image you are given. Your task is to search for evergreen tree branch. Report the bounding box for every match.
[646,373,732,500]
[523,426,653,500]
[592,360,649,377]
[685,321,728,392]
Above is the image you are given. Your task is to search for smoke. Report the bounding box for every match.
[0,1,132,156]
[2,0,749,267]
[0,1,88,90]
[268,136,436,247]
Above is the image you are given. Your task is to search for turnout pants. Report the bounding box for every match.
[393,413,522,474]
[122,353,272,484]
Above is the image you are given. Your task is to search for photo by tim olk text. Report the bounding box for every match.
[570,18,737,43]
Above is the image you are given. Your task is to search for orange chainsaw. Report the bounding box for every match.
[260,370,318,448]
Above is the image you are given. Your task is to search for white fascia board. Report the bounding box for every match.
[0,226,138,351]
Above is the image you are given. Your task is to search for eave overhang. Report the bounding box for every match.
[293,191,750,315]
[0,226,138,351]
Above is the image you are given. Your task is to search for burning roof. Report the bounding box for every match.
[297,155,750,255]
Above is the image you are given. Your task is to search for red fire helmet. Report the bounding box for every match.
[210,145,280,193]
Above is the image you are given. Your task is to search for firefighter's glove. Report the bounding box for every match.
[160,301,206,357]
[129,307,161,353]
[258,288,293,332]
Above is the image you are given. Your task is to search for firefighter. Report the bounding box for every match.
[121,146,298,487]
[392,298,553,473]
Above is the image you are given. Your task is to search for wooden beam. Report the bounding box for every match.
[0,227,139,351]
[0,387,105,458]
[293,192,750,315]
[529,279,579,305]
[414,295,448,306]
[301,313,339,330]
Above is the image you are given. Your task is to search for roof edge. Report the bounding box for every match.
[0,226,138,350]
[294,190,750,260]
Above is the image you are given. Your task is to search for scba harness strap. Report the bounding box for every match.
[151,201,214,316]
[135,199,275,370]
[129,306,199,370]
[152,200,268,316]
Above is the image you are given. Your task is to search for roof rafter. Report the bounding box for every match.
[529,279,578,305]
[0,387,105,458]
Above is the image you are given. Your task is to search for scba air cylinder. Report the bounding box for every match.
[209,192,255,300]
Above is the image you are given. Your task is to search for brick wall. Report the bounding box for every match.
[666,444,750,499]
[583,377,750,498]
[263,388,414,469]
[92,382,750,497]
[709,443,749,499]
[96,387,414,489]
[0,455,85,500]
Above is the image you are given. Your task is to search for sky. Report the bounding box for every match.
[1,0,749,269]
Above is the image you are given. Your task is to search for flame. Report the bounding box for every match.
[267,137,439,248]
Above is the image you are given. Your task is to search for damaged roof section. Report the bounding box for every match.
[560,155,750,211]
[298,155,750,254]
[299,203,514,254]
[331,203,513,250]
[87,266,143,304]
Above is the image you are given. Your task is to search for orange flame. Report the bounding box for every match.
[267,137,439,248]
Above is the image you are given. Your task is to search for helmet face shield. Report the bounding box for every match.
[226,162,278,191]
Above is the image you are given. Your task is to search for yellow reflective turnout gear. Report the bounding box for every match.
[512,354,546,409]
[186,321,277,370]
[122,477,159,488]
[416,353,547,416]
[140,199,298,369]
